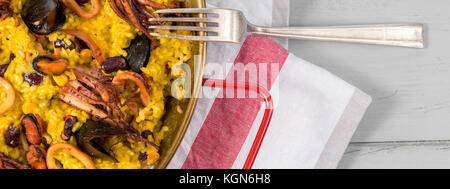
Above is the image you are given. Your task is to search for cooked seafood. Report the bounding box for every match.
[32,56,68,75]
[0,0,12,21]
[76,119,126,160]
[21,114,46,145]
[61,0,101,19]
[0,0,193,169]
[0,77,15,115]
[125,34,151,73]
[0,152,30,169]
[46,143,96,169]
[113,72,152,106]
[62,29,104,65]
[22,0,66,35]
[26,144,47,169]
[60,66,158,148]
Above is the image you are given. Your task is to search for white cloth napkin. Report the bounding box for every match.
[167,0,372,169]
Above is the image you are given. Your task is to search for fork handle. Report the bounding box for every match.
[248,24,424,48]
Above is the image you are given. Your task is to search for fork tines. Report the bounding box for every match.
[148,8,221,41]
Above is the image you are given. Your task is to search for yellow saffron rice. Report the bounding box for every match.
[0,0,192,169]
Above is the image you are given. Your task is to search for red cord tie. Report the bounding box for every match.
[202,79,274,169]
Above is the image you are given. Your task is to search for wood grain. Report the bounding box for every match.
[339,141,450,169]
[289,0,450,142]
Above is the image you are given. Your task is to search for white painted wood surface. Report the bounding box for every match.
[339,141,450,169]
[288,0,450,168]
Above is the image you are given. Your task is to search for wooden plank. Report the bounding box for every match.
[338,141,450,169]
[289,0,450,142]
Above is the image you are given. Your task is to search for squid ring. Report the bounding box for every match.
[62,29,104,65]
[0,77,15,115]
[112,72,151,106]
[61,0,101,19]
[46,143,96,169]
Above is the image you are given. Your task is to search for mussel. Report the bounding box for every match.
[32,56,68,75]
[76,120,126,160]
[21,113,46,145]
[22,0,66,35]
[26,144,47,169]
[125,35,151,73]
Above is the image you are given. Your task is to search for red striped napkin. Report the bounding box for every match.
[167,0,372,169]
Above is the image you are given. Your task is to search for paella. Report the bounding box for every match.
[0,0,192,169]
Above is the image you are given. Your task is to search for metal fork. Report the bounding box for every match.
[148,8,424,48]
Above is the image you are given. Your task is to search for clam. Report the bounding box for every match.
[22,0,66,35]
[76,120,126,160]
[125,35,151,73]
[32,56,68,75]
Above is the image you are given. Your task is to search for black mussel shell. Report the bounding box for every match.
[22,0,56,23]
[32,56,56,74]
[21,113,45,145]
[125,35,151,73]
[22,0,66,35]
[76,120,126,160]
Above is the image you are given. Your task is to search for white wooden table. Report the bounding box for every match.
[289,0,450,168]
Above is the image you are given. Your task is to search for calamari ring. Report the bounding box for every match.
[0,77,15,115]
[46,143,96,169]
[112,72,151,106]
[61,0,101,19]
[62,29,104,65]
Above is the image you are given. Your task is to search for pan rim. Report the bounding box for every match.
[154,0,207,169]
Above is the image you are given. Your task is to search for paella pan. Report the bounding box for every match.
[0,0,206,169]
